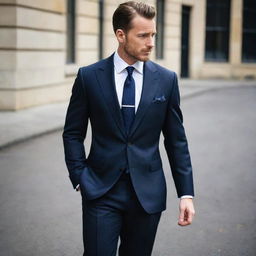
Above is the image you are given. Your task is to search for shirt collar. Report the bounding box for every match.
[114,51,144,74]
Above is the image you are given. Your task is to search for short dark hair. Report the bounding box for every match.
[112,1,155,33]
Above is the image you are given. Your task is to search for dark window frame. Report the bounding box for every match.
[156,0,165,59]
[181,5,191,78]
[66,0,76,64]
[204,0,231,62]
[242,0,256,63]
[99,0,104,60]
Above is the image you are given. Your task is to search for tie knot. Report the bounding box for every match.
[126,66,134,76]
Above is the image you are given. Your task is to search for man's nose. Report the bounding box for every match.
[146,37,154,48]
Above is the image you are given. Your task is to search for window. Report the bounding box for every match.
[99,0,104,60]
[156,0,165,59]
[205,0,231,62]
[242,0,256,62]
[66,0,76,64]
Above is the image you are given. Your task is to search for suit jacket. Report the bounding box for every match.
[63,54,194,214]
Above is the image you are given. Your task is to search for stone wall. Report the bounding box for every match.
[0,0,255,110]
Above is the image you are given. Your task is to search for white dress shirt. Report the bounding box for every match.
[77,51,193,199]
[113,51,144,112]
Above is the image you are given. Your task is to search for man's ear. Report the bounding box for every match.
[116,29,126,44]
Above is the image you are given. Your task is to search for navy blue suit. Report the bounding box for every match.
[63,54,194,255]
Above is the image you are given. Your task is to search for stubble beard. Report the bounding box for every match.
[123,44,150,63]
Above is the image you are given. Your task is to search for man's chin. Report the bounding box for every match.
[138,55,150,62]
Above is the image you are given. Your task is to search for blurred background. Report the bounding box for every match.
[0,0,255,110]
[0,0,255,255]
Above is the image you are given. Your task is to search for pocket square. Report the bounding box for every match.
[153,95,166,103]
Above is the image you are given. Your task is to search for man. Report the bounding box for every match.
[63,1,195,256]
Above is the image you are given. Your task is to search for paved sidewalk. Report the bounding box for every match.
[0,79,255,149]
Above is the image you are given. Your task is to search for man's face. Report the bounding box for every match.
[117,15,156,64]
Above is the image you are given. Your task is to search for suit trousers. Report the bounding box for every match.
[81,171,162,256]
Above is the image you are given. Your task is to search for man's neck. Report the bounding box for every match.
[117,48,137,65]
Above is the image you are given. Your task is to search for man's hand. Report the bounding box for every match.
[178,198,195,226]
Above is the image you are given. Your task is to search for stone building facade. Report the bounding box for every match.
[0,0,255,110]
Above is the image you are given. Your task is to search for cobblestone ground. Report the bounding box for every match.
[0,85,255,256]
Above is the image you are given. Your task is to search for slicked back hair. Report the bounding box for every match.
[112,1,155,33]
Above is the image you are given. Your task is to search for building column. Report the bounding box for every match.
[189,0,206,79]
[230,0,243,67]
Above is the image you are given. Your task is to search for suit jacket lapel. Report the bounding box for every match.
[129,61,159,137]
[95,54,126,138]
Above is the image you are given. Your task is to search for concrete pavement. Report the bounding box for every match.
[0,84,255,255]
[0,79,255,149]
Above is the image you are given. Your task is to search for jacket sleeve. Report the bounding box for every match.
[162,72,194,197]
[62,68,89,189]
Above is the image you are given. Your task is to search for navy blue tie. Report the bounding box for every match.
[122,66,135,133]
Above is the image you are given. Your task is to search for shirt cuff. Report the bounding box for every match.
[180,195,194,199]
